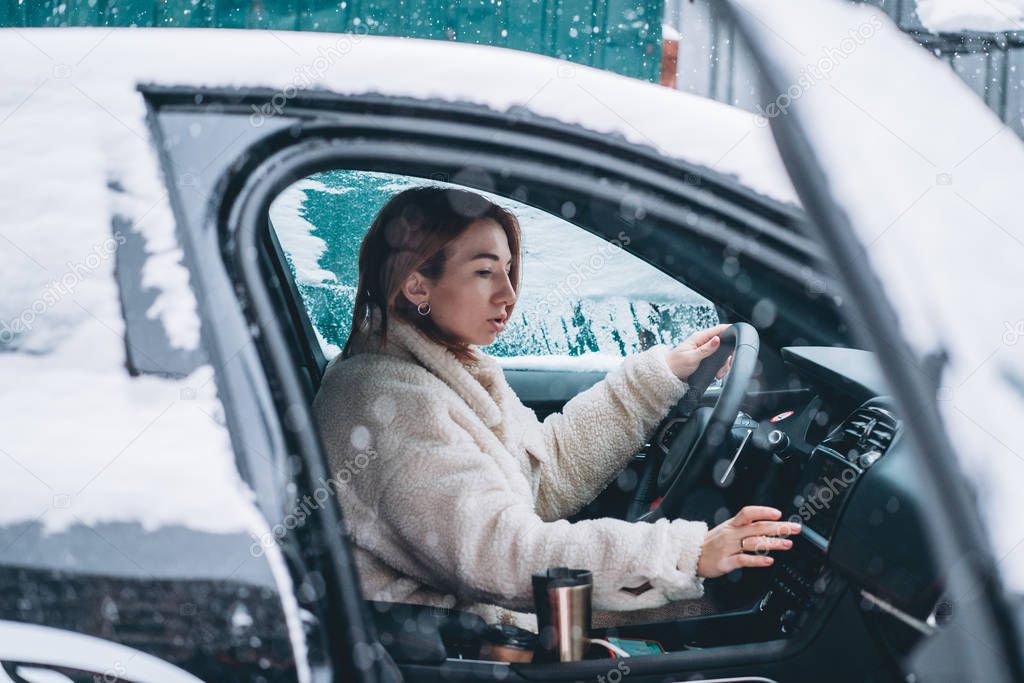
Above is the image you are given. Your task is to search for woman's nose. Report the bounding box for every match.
[495,272,516,305]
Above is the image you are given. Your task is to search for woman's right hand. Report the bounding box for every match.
[664,324,732,382]
[696,506,802,579]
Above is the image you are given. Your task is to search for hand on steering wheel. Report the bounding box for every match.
[697,506,803,578]
[628,322,760,524]
[664,323,734,382]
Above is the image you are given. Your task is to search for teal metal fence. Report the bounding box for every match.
[0,0,666,81]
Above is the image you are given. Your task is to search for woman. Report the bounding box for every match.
[313,186,800,629]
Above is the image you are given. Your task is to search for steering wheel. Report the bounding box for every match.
[627,323,760,524]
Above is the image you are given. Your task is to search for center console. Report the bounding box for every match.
[761,541,835,636]
[760,399,900,637]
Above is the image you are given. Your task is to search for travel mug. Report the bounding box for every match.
[532,567,593,662]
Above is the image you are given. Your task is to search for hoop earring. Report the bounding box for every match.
[416,301,431,316]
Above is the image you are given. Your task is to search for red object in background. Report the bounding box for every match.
[770,410,796,423]
[660,38,678,88]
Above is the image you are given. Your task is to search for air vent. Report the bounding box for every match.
[826,405,899,464]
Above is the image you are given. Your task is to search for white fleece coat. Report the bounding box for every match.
[313,314,709,629]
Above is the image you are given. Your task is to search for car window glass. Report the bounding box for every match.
[269,170,718,370]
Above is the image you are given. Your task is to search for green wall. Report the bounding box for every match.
[1,0,665,81]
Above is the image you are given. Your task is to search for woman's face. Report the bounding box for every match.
[403,218,517,346]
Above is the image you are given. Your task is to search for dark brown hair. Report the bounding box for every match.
[342,186,522,364]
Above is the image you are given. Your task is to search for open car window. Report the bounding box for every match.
[269,170,719,371]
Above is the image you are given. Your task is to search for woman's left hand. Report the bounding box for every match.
[665,323,734,382]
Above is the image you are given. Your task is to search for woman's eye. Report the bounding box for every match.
[477,270,492,277]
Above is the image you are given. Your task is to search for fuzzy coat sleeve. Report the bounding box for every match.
[533,344,691,521]
[364,362,707,612]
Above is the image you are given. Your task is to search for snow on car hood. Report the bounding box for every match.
[733,0,1024,591]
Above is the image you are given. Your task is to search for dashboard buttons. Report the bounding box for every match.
[768,429,790,452]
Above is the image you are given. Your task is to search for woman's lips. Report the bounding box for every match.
[489,318,506,332]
